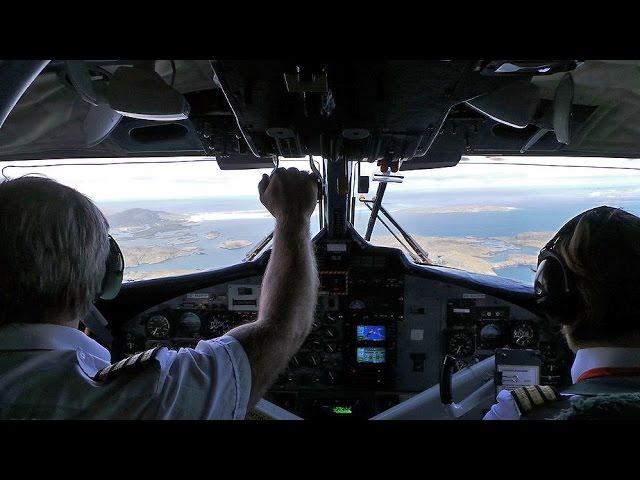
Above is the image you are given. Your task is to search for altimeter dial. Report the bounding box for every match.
[146,315,171,339]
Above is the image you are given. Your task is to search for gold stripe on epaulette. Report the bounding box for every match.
[94,346,164,382]
[511,388,533,412]
[510,384,561,416]
[538,385,559,402]
[525,385,545,406]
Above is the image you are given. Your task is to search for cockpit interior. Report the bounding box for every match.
[3,59,640,420]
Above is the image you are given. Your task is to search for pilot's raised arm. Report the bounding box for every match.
[226,167,319,407]
[0,170,318,420]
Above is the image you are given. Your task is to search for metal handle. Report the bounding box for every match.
[440,354,457,405]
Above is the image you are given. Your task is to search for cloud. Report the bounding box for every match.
[2,155,640,203]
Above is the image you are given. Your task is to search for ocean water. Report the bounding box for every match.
[99,189,640,285]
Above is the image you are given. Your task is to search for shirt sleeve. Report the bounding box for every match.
[153,335,252,420]
[482,389,522,420]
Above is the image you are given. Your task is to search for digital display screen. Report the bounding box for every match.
[356,325,386,342]
[357,347,386,364]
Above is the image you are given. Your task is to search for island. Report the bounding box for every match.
[107,208,195,240]
[219,239,252,250]
[399,205,517,215]
[372,231,553,276]
[120,244,204,267]
[495,231,552,249]
[205,231,222,240]
[166,234,199,246]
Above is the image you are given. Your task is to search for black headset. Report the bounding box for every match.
[99,235,125,300]
[534,233,578,323]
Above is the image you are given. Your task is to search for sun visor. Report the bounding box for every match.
[401,143,462,171]
[401,121,464,171]
[216,154,276,170]
[465,80,541,129]
[106,66,190,121]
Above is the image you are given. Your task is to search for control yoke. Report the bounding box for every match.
[440,354,495,419]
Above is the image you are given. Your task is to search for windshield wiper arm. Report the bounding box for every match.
[244,231,273,262]
[360,195,430,265]
[364,181,388,241]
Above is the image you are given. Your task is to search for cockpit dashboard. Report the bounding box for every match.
[109,228,571,419]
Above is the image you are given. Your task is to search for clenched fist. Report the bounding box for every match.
[258,167,319,224]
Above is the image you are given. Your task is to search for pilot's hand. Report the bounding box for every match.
[259,167,318,224]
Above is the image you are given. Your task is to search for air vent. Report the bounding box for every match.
[129,123,188,143]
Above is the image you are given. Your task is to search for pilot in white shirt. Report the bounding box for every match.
[0,169,319,419]
[483,206,640,420]
[484,347,640,420]
[0,323,251,419]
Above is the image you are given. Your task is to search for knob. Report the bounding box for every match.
[327,370,341,385]
[324,326,337,338]
[324,314,336,324]
[309,354,321,367]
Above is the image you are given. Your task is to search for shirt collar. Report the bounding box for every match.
[0,323,110,362]
[571,347,640,383]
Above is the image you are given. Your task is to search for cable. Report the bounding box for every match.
[169,60,177,87]
[208,60,261,158]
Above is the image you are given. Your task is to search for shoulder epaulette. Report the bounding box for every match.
[510,385,560,414]
[94,346,165,382]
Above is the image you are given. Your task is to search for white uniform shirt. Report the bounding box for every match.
[483,347,640,420]
[0,323,252,420]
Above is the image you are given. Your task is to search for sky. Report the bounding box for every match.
[1,155,640,203]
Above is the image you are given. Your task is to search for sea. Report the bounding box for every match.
[98,186,640,285]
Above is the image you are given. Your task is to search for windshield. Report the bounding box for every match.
[5,155,640,285]
[0,158,320,282]
[357,156,640,284]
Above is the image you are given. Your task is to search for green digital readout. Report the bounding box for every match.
[332,406,353,415]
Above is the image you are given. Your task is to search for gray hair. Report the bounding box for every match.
[0,176,110,325]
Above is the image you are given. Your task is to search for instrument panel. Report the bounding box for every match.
[116,238,571,419]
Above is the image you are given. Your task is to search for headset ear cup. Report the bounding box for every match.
[100,236,124,300]
[535,254,575,324]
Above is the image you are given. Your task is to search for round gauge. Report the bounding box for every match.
[349,299,366,310]
[146,315,170,339]
[447,330,475,357]
[205,314,228,336]
[511,323,536,348]
[178,312,201,335]
[480,323,504,349]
